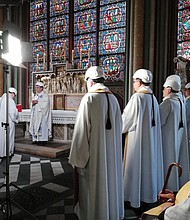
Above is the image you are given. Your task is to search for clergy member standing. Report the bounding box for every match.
[160,76,190,191]
[0,87,19,158]
[69,66,124,220]
[29,81,52,145]
[122,69,164,209]
[184,82,190,164]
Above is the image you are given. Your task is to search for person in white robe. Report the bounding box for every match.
[184,82,190,163]
[164,180,190,220]
[0,87,19,158]
[29,81,52,145]
[69,66,124,220]
[141,180,190,219]
[122,69,164,209]
[159,76,190,192]
[165,74,186,104]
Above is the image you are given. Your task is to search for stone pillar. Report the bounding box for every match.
[0,7,4,96]
[133,0,144,71]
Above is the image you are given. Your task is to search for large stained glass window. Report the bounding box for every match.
[30,0,127,83]
[73,1,97,69]
[30,0,48,73]
[99,1,126,81]
[177,0,190,60]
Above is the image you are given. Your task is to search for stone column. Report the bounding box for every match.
[133,0,144,71]
[0,7,4,96]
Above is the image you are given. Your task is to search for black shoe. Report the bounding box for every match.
[41,141,47,146]
[32,141,37,144]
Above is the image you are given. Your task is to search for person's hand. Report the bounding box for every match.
[32,100,38,106]
[158,189,175,202]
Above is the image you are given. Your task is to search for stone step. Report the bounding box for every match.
[15,140,71,158]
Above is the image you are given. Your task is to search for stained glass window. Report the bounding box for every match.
[50,15,69,38]
[99,1,126,81]
[74,0,96,11]
[30,0,47,21]
[30,0,127,82]
[73,0,96,69]
[74,9,97,35]
[30,20,47,42]
[30,0,48,71]
[50,0,69,17]
[177,0,190,60]
[49,38,69,62]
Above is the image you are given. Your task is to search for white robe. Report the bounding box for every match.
[69,83,124,220]
[29,90,52,141]
[160,93,190,191]
[0,93,18,157]
[164,196,190,220]
[122,86,164,208]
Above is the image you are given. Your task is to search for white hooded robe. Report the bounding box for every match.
[160,93,190,191]
[122,87,164,208]
[0,93,19,157]
[29,90,52,142]
[69,83,124,220]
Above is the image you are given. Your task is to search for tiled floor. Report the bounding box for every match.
[0,152,140,220]
[0,153,78,220]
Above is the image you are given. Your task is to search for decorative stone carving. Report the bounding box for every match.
[173,56,190,88]
[33,62,87,95]
[32,62,87,110]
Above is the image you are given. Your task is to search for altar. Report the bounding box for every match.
[19,109,77,141]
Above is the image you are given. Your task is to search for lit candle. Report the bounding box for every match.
[72,49,74,63]
[64,41,66,61]
[43,52,46,66]
[50,52,53,64]
[88,49,90,60]
[80,49,82,61]
[36,54,39,65]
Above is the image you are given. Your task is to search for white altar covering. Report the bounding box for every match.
[19,109,77,141]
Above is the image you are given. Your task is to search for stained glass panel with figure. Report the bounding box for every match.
[99,2,126,30]
[49,38,69,62]
[178,0,190,9]
[74,0,96,11]
[50,0,69,17]
[99,1,126,81]
[30,0,47,21]
[50,15,69,38]
[74,9,96,35]
[178,0,190,60]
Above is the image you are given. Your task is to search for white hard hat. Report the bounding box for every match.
[35,81,44,87]
[163,79,181,91]
[185,83,190,89]
[9,87,17,96]
[166,74,181,83]
[133,69,153,83]
[84,66,105,81]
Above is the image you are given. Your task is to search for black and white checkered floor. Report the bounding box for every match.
[0,153,78,220]
[0,153,140,220]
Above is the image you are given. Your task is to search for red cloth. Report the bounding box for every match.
[16,104,22,112]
